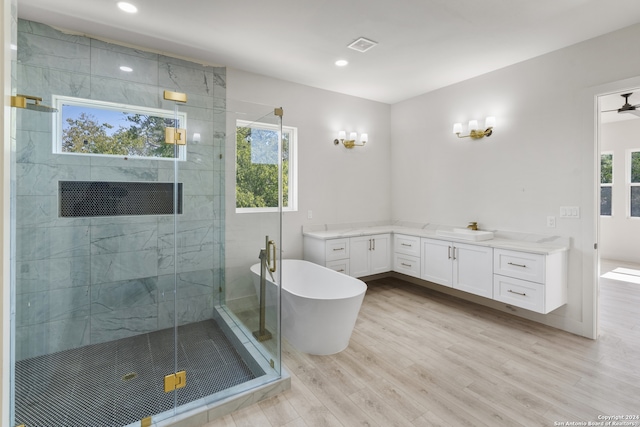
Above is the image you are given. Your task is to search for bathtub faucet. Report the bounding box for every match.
[253,236,273,342]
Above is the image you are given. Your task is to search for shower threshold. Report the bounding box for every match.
[14,318,266,427]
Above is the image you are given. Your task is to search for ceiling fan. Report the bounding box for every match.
[603,93,640,117]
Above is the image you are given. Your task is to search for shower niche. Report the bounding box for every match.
[11,19,284,427]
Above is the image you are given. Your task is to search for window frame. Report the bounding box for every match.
[628,149,640,218]
[600,152,613,217]
[235,119,298,214]
[52,95,187,161]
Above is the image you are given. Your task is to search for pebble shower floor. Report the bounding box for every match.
[14,319,262,426]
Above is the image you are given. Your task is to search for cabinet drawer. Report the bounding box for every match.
[325,238,349,261]
[393,253,420,278]
[493,275,544,312]
[494,249,544,284]
[326,259,350,276]
[394,234,421,257]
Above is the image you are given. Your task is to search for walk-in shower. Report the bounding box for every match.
[9,19,284,426]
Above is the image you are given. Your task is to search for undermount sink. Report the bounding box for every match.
[436,228,494,241]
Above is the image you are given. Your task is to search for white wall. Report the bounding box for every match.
[225,69,391,302]
[600,118,640,263]
[390,23,640,338]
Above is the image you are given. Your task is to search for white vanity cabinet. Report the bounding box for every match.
[303,237,350,275]
[493,248,567,314]
[393,234,421,278]
[421,238,494,298]
[350,234,391,278]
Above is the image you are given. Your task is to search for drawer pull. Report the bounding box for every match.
[337,269,345,272]
[507,262,527,268]
[332,248,344,251]
[401,263,412,267]
[508,289,527,296]
[401,243,412,247]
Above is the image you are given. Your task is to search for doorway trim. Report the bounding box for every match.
[587,76,640,339]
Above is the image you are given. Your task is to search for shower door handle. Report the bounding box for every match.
[267,239,277,273]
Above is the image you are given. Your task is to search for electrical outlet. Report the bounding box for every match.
[307,210,313,219]
[547,216,556,227]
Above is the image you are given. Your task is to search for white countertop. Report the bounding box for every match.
[302,222,569,255]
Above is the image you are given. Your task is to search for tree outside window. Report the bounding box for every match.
[631,151,640,217]
[235,120,297,212]
[600,153,613,216]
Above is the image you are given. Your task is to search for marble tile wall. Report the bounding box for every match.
[14,20,226,360]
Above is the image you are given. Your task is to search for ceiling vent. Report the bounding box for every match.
[347,37,378,53]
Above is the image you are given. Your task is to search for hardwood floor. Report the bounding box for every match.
[205,268,640,427]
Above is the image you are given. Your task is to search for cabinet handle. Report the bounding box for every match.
[368,239,372,250]
[401,243,412,247]
[337,269,345,272]
[508,262,527,268]
[333,248,344,251]
[373,239,376,250]
[401,263,412,267]
[508,289,527,296]
[448,246,452,259]
[452,247,456,260]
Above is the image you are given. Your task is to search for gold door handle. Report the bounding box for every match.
[267,240,276,273]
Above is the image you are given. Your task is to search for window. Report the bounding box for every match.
[53,95,187,160]
[630,150,640,217]
[235,120,297,212]
[600,153,613,216]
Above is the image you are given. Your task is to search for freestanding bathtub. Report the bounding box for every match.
[249,259,367,355]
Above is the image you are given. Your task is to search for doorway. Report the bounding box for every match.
[596,88,640,339]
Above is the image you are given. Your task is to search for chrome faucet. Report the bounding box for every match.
[467,221,478,231]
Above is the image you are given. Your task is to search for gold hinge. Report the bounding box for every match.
[141,417,152,427]
[164,370,186,392]
[165,127,187,145]
[274,107,283,117]
[163,90,187,103]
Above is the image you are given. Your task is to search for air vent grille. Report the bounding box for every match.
[347,37,378,53]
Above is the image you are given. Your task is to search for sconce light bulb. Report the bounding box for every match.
[453,123,463,134]
[360,133,368,143]
[468,120,478,131]
[485,116,496,128]
[349,132,357,141]
[338,130,346,140]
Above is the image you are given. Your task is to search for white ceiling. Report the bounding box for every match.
[16,0,640,105]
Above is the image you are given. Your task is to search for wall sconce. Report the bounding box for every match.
[453,116,495,139]
[334,131,368,148]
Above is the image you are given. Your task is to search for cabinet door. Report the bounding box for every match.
[421,238,453,287]
[453,243,493,298]
[370,234,391,274]
[349,235,372,278]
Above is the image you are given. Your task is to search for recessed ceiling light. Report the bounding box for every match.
[335,59,348,67]
[120,66,133,72]
[117,2,138,13]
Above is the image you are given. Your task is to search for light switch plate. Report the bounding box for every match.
[560,206,580,218]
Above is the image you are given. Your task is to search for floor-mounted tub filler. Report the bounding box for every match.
[251,259,367,355]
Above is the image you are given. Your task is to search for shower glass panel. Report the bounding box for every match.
[10,19,282,427]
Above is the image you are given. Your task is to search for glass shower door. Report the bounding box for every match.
[218,100,283,384]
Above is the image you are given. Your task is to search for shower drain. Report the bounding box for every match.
[122,372,138,381]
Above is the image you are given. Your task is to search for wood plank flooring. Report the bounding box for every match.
[205,265,640,426]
